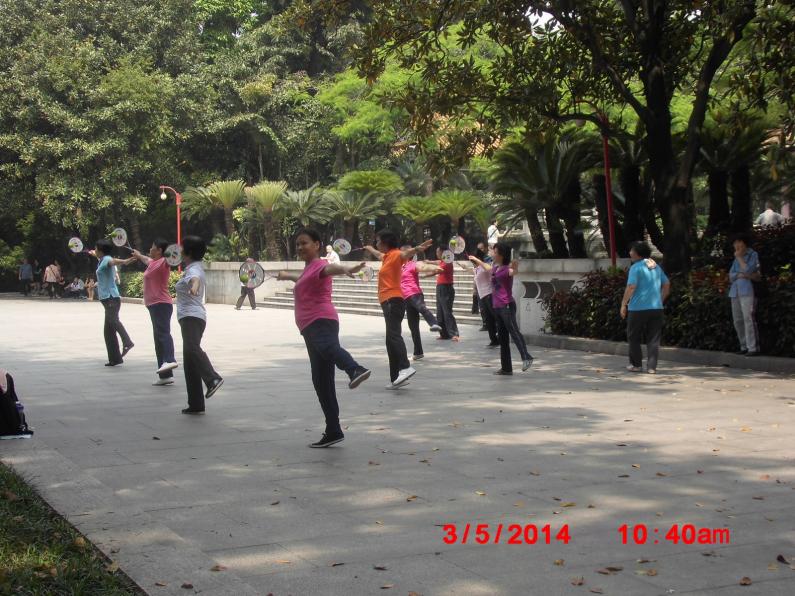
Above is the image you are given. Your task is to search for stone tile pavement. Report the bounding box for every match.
[0,297,794,595]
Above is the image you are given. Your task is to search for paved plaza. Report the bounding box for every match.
[1,297,794,595]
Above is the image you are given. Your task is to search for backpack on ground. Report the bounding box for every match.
[0,370,33,438]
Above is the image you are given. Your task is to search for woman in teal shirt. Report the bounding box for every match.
[90,239,134,366]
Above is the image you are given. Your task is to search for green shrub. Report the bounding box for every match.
[542,224,795,357]
[120,270,181,299]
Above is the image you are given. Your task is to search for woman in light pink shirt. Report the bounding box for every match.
[129,239,178,385]
[277,228,371,448]
[400,247,442,360]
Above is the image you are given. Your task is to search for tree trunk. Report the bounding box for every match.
[593,174,629,258]
[129,215,143,251]
[224,208,235,237]
[544,206,569,258]
[562,180,587,258]
[619,165,645,243]
[414,222,425,245]
[524,207,548,254]
[730,165,752,234]
[705,169,730,236]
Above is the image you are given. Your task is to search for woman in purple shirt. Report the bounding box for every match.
[469,243,533,375]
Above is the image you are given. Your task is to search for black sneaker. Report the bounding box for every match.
[309,432,344,448]
[181,408,205,415]
[205,377,224,399]
[348,367,371,389]
[735,349,748,355]
[121,343,134,357]
[493,369,513,376]
[487,342,499,348]
[745,351,760,357]
[104,361,122,367]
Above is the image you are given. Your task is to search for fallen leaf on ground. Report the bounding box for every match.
[73,537,86,549]
[375,520,383,525]
[636,558,656,564]
[739,577,752,585]
[276,560,291,564]
[529,471,541,476]
[408,592,422,596]
[554,559,565,566]
[635,569,658,576]
[776,555,789,564]
[514,500,525,507]
[380,584,394,589]
[271,501,280,506]
[180,583,193,590]
[374,565,388,571]
[767,563,779,571]
[152,436,160,440]
[618,474,630,478]
[740,427,752,432]
[105,562,119,573]
[571,576,585,586]
[330,562,345,567]
[615,443,628,447]
[562,502,576,507]
[596,566,623,575]
[475,491,486,496]
[631,464,641,469]
[210,564,227,572]
[759,474,771,480]
[154,581,167,587]
[406,495,418,501]
[590,589,604,594]
[656,472,667,477]
[368,461,380,465]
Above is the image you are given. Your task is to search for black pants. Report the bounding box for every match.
[101,298,133,364]
[471,292,480,314]
[627,309,664,370]
[405,292,438,357]
[381,298,410,382]
[147,303,176,378]
[179,317,220,410]
[302,318,360,434]
[479,295,498,344]
[235,286,256,309]
[20,279,31,296]
[494,302,531,372]
[435,284,459,339]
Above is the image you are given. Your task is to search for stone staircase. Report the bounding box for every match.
[258,274,482,325]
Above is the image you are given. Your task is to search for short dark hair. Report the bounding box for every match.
[152,238,169,253]
[296,228,322,243]
[494,242,512,263]
[629,241,651,259]
[732,233,751,246]
[376,229,399,249]
[95,238,113,255]
[181,235,206,260]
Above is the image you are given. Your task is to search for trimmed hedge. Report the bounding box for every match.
[542,224,795,358]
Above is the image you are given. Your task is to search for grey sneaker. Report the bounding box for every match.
[522,358,534,371]
[429,324,442,333]
[348,367,371,389]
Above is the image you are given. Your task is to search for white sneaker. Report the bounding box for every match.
[152,378,174,386]
[394,366,416,386]
[157,361,179,374]
[385,382,409,390]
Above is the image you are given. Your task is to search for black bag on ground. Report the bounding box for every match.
[0,371,33,437]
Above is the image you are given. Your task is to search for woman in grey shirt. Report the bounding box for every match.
[175,236,223,414]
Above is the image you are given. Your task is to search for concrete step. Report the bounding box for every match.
[258,299,482,324]
[275,290,475,307]
[265,294,480,319]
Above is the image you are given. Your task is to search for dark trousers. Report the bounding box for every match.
[302,318,360,434]
[147,303,176,378]
[381,298,410,382]
[100,298,132,364]
[179,317,220,410]
[435,284,459,338]
[479,295,498,344]
[471,293,480,314]
[627,309,664,370]
[20,279,31,296]
[494,302,531,372]
[405,292,438,356]
[235,286,256,309]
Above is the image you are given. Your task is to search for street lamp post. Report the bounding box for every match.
[159,185,182,270]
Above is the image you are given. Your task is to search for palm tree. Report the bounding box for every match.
[432,189,483,234]
[277,183,333,228]
[245,180,287,259]
[489,142,549,254]
[395,195,441,244]
[611,124,649,244]
[326,189,387,249]
[394,157,434,196]
[205,180,246,237]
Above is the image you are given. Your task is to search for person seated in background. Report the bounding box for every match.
[86,277,96,301]
[323,245,341,265]
[755,201,785,227]
[63,276,85,298]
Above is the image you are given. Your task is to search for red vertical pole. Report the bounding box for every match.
[175,192,182,272]
[602,132,617,267]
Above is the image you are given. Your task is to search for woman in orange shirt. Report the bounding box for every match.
[365,231,433,389]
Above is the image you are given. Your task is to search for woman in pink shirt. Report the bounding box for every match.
[277,228,371,448]
[400,246,442,360]
[129,239,178,385]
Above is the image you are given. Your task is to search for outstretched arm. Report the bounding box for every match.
[363,245,384,260]
[324,262,366,278]
[130,249,152,266]
[468,254,492,271]
[399,238,434,261]
[277,270,302,282]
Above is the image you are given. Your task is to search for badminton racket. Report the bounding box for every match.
[332,238,365,256]
[164,244,183,267]
[238,262,278,288]
[111,227,133,251]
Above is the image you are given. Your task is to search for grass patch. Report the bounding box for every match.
[0,462,142,596]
